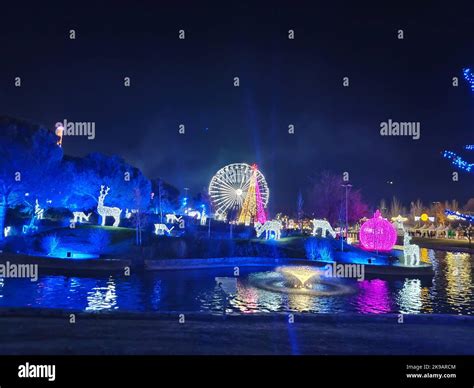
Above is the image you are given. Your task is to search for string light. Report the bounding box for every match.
[442,150,474,173]
[445,209,474,223]
[238,164,267,225]
[463,68,474,91]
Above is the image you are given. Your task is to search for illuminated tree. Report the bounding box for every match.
[378,199,388,218]
[464,198,474,213]
[429,201,446,224]
[308,171,368,225]
[389,196,403,218]
[445,199,459,213]
[410,199,424,220]
[151,178,180,221]
[0,116,63,240]
[62,153,151,214]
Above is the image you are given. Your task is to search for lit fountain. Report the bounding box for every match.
[278,266,320,289]
[248,266,355,296]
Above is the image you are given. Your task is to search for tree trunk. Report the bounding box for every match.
[0,197,6,241]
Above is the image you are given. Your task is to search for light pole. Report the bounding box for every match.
[341,183,352,251]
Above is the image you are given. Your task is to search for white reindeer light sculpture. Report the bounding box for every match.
[71,212,92,223]
[97,186,122,227]
[187,210,201,219]
[154,224,174,236]
[166,214,182,224]
[310,219,336,238]
[403,233,420,266]
[255,220,282,240]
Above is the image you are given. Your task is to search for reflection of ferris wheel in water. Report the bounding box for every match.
[208,163,269,222]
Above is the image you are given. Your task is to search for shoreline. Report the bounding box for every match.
[0,252,434,277]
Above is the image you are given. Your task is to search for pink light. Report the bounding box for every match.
[359,210,396,251]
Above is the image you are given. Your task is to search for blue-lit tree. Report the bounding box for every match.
[0,116,63,240]
[150,178,180,222]
[61,153,151,222]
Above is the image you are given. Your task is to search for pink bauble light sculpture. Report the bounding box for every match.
[359,210,397,251]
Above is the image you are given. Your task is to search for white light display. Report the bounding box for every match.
[124,209,138,219]
[22,225,38,234]
[97,186,122,227]
[200,208,207,226]
[35,199,44,220]
[310,219,336,238]
[71,212,92,223]
[414,214,435,222]
[186,209,201,219]
[208,163,270,221]
[403,233,420,266]
[166,214,182,224]
[391,214,408,230]
[154,223,174,236]
[3,226,11,237]
[254,220,282,240]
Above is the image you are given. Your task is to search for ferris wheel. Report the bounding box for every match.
[208,163,269,220]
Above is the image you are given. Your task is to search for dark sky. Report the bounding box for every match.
[1,1,474,214]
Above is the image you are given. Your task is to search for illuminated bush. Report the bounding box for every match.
[41,234,60,255]
[305,237,333,262]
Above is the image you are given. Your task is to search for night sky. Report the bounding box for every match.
[1,1,474,214]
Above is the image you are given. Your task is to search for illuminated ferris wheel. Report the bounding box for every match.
[208,163,269,221]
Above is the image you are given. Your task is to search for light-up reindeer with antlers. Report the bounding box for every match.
[97,185,122,227]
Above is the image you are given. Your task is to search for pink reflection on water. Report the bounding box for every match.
[356,279,392,314]
[234,280,260,313]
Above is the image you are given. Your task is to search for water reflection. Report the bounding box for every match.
[444,252,473,314]
[287,293,319,312]
[86,277,117,311]
[397,279,423,314]
[150,279,162,310]
[0,251,472,315]
[356,279,392,314]
[233,280,262,313]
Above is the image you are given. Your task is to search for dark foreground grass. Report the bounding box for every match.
[0,310,472,355]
